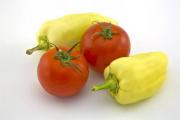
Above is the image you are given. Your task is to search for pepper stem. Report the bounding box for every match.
[26,36,52,55]
[26,45,42,55]
[92,79,118,93]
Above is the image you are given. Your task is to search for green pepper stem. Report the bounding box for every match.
[26,36,52,55]
[26,45,42,55]
[92,79,118,92]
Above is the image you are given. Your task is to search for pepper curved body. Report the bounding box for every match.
[93,52,168,104]
[26,13,118,55]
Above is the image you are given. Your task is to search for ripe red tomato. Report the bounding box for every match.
[37,46,89,97]
[80,22,130,73]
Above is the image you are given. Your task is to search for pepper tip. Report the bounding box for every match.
[26,49,33,55]
[91,86,99,91]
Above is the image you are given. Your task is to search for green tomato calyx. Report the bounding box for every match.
[101,26,113,39]
[93,22,118,40]
[54,42,81,73]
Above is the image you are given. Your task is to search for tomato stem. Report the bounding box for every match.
[49,43,60,52]
[53,42,82,73]
[93,22,119,40]
[67,42,80,53]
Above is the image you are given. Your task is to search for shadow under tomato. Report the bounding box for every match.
[34,67,104,104]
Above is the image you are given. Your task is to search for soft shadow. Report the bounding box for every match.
[32,67,103,105]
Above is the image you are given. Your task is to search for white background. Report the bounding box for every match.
[0,0,180,120]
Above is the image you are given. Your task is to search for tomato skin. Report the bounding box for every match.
[37,47,89,97]
[80,22,130,73]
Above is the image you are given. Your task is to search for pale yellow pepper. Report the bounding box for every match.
[26,12,118,55]
[92,52,168,104]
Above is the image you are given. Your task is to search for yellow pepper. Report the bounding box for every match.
[92,52,168,104]
[26,12,118,55]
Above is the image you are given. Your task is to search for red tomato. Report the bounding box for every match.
[38,47,89,97]
[80,22,130,73]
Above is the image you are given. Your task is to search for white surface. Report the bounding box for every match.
[0,0,180,120]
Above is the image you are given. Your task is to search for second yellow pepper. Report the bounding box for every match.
[26,12,117,55]
[92,52,168,104]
